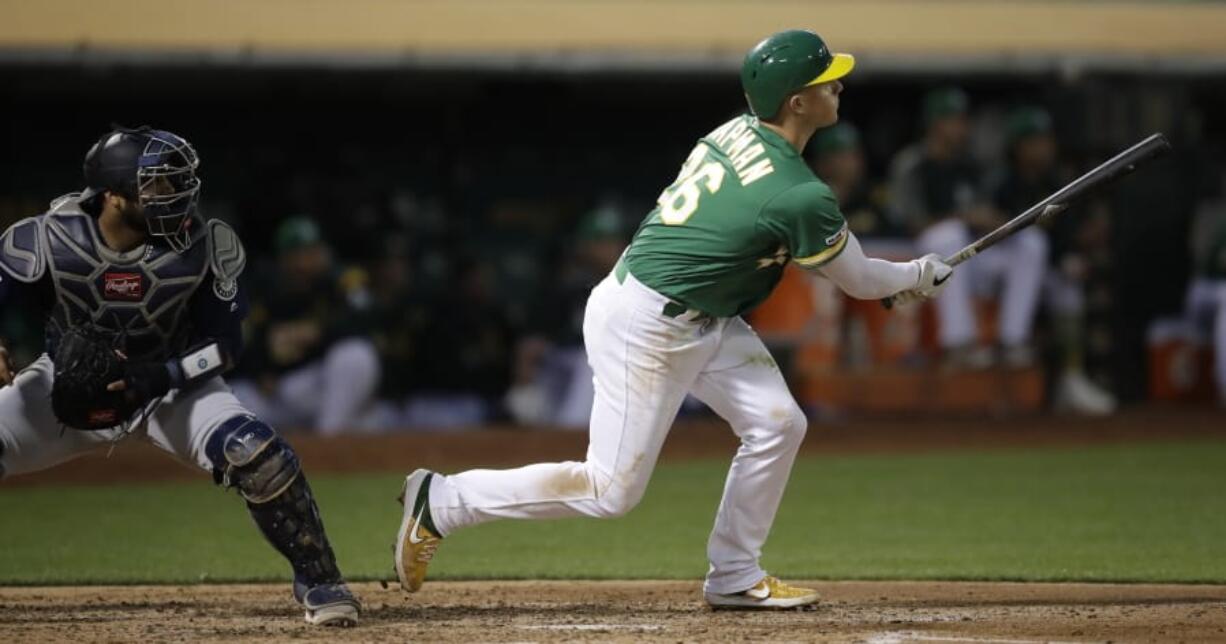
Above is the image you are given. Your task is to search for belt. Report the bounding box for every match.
[614,258,713,322]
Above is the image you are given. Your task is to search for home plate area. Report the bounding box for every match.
[3,580,1225,642]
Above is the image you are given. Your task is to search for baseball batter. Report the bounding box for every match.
[394,30,954,608]
[0,127,360,626]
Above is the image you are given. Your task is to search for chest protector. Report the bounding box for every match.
[0,194,243,362]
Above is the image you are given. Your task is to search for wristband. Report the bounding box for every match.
[169,341,229,390]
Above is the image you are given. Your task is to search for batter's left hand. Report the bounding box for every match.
[913,253,953,298]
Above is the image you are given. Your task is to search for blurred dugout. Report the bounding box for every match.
[3,0,1225,426]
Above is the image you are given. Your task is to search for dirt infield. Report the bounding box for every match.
[2,580,1225,643]
[6,406,1224,486]
[5,408,1224,642]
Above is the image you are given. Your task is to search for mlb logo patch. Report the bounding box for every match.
[825,222,848,247]
[103,272,143,301]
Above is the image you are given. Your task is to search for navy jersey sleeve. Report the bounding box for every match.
[188,271,250,362]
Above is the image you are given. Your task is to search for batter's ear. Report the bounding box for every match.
[786,93,805,116]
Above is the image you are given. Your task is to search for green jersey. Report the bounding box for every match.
[1199,216,1226,280]
[624,114,849,317]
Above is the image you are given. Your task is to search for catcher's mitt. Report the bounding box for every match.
[50,324,141,430]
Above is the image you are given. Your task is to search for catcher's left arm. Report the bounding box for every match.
[50,321,237,431]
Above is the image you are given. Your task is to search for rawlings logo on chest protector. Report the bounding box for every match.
[87,408,119,426]
[103,272,144,301]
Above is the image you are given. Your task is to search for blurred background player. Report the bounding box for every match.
[231,216,382,434]
[890,88,1048,369]
[391,29,954,610]
[360,230,517,430]
[1183,166,1226,405]
[0,127,360,625]
[808,122,902,242]
[402,256,516,428]
[992,106,1116,414]
[364,232,431,428]
[507,203,632,430]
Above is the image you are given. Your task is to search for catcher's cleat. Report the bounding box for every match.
[293,579,361,627]
[705,576,820,610]
[394,468,441,593]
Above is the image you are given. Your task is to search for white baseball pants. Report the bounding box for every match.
[428,267,808,595]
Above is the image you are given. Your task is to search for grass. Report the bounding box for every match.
[0,440,1224,585]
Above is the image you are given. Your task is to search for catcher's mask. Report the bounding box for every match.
[81,126,202,253]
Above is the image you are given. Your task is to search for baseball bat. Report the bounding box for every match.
[882,132,1172,309]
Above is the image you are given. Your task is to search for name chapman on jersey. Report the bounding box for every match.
[705,117,775,186]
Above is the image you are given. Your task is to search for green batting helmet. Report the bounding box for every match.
[1005,106,1054,144]
[274,216,323,255]
[741,30,855,121]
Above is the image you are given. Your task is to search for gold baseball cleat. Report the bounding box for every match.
[394,468,441,593]
[705,576,820,609]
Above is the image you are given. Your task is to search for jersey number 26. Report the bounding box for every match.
[658,144,726,225]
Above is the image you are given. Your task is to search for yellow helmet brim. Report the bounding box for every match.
[806,53,855,86]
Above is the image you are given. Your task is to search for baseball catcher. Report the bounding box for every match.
[0,126,360,626]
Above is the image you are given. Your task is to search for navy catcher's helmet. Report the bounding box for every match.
[81,126,202,253]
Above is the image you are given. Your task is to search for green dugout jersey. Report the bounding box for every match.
[624,114,849,317]
[1200,216,1226,280]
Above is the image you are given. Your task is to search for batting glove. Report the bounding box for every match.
[912,253,953,299]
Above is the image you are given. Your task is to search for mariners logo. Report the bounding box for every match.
[213,277,238,302]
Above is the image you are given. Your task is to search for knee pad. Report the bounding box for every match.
[205,415,301,504]
[205,416,342,586]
